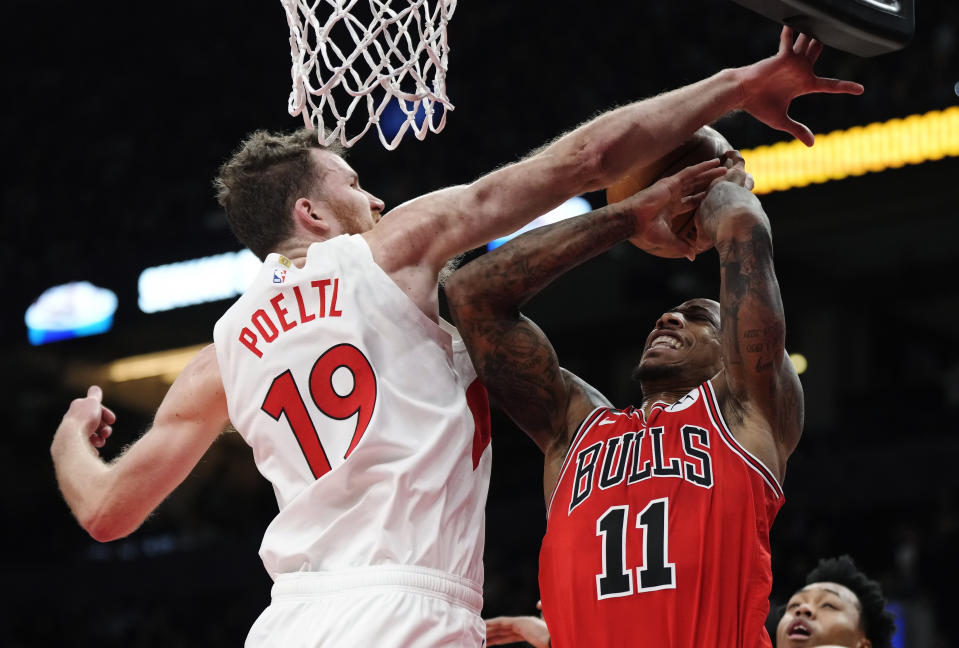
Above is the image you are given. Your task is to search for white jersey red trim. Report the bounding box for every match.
[213,234,492,587]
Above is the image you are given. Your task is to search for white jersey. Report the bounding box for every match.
[213,234,491,587]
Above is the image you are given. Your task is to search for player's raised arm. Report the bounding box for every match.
[447,161,724,496]
[697,169,804,481]
[368,27,862,278]
[50,345,230,541]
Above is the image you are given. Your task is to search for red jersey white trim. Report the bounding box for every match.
[538,379,783,648]
[701,381,783,499]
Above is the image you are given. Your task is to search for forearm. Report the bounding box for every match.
[547,68,745,193]
[716,220,785,365]
[51,427,122,541]
[391,70,745,272]
[702,185,787,394]
[50,348,227,542]
[448,203,636,314]
[447,206,629,451]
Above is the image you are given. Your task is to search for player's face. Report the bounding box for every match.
[635,298,722,383]
[311,149,385,235]
[776,582,869,648]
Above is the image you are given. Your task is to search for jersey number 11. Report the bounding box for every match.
[596,498,676,599]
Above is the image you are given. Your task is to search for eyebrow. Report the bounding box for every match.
[678,304,719,327]
[799,586,848,602]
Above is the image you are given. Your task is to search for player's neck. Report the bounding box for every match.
[274,235,332,269]
[640,385,698,417]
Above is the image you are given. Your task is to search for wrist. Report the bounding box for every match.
[601,200,645,240]
[723,65,752,113]
[712,208,770,244]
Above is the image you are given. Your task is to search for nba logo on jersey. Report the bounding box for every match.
[272,268,287,284]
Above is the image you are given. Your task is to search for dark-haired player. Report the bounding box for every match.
[777,555,896,648]
[447,155,802,647]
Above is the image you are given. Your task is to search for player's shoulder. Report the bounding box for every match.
[559,368,614,438]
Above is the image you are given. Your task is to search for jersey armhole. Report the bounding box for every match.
[545,406,610,519]
[701,381,784,499]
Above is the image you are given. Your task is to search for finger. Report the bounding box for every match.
[690,167,728,190]
[536,601,543,611]
[807,39,824,62]
[677,159,723,186]
[779,26,794,53]
[87,385,103,402]
[780,115,815,147]
[815,76,865,95]
[680,158,722,177]
[721,149,746,169]
[102,406,117,425]
[90,424,112,446]
[793,32,809,55]
[745,173,756,191]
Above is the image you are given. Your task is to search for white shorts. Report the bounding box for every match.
[246,565,485,647]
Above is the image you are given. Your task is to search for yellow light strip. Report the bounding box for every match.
[107,344,208,382]
[743,106,959,194]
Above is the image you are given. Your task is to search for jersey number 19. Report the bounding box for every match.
[261,343,377,479]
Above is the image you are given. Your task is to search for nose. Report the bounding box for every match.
[655,311,686,330]
[794,602,815,618]
[366,190,385,213]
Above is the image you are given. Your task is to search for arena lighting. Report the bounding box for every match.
[107,344,208,383]
[488,196,593,250]
[25,281,118,345]
[743,107,959,194]
[788,353,808,375]
[138,249,261,313]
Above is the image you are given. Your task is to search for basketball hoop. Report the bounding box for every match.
[281,0,458,150]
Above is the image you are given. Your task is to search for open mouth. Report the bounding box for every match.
[786,620,812,640]
[647,334,682,351]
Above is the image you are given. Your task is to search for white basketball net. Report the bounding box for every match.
[281,0,457,150]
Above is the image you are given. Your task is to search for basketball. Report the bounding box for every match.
[606,127,731,253]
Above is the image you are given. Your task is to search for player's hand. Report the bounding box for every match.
[682,150,755,253]
[625,158,727,260]
[697,165,767,245]
[739,27,864,146]
[485,613,550,648]
[60,386,117,453]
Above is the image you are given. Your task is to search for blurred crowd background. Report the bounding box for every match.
[3,0,957,645]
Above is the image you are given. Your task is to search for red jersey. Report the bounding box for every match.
[539,380,783,648]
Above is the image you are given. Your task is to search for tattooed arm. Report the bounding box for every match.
[446,161,725,500]
[697,171,804,482]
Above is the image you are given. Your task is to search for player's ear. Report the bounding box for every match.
[293,197,332,235]
[856,638,872,648]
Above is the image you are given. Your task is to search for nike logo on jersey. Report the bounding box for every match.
[597,418,617,426]
[664,390,700,413]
